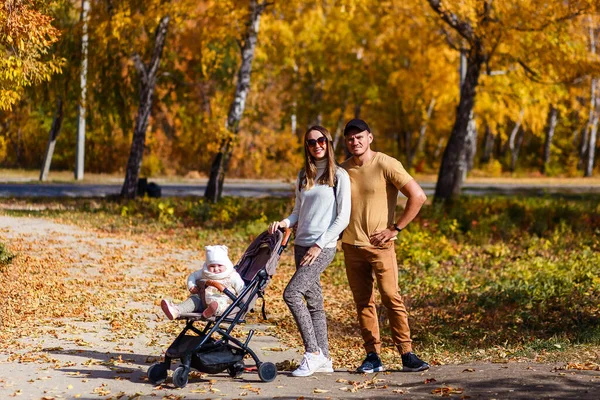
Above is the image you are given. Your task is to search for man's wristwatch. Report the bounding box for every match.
[392,224,403,232]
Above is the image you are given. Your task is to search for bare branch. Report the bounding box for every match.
[516,58,540,78]
[148,15,170,78]
[439,26,461,51]
[427,0,477,44]
[133,53,147,84]
[515,58,589,85]
[509,10,586,32]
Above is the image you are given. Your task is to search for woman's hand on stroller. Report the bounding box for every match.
[189,286,200,295]
[268,220,287,234]
[300,244,321,267]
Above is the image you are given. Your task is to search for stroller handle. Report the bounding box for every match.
[205,280,225,292]
[281,228,292,247]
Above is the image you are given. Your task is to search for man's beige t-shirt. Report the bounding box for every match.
[340,152,413,247]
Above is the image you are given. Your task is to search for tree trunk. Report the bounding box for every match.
[75,0,90,180]
[511,127,525,173]
[407,97,436,170]
[433,137,445,159]
[584,20,599,177]
[40,98,64,181]
[434,49,484,200]
[586,114,598,177]
[465,113,477,173]
[416,98,436,154]
[205,0,267,202]
[480,124,495,164]
[508,110,525,173]
[291,100,297,136]
[354,103,362,119]
[541,105,558,175]
[456,49,478,181]
[290,63,298,136]
[121,16,170,199]
[403,130,413,167]
[332,100,348,155]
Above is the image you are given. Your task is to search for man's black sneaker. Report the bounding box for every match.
[356,352,385,373]
[401,352,430,372]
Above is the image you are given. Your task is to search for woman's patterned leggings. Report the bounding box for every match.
[284,245,336,358]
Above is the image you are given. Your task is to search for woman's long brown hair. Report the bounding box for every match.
[301,125,336,191]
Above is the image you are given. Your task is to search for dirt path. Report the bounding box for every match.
[1,215,599,399]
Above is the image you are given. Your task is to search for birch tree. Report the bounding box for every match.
[121,16,170,198]
[508,110,525,172]
[75,0,90,180]
[541,105,558,175]
[39,97,63,181]
[585,18,599,177]
[204,0,269,202]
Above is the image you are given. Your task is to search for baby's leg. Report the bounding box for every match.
[177,295,204,314]
[202,301,219,318]
[161,295,203,320]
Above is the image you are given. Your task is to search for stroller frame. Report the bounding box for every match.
[147,229,291,388]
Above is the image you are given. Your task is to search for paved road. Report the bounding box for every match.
[1,181,599,198]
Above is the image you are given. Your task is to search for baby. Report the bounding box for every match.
[161,245,245,319]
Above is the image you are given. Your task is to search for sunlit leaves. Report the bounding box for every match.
[0,0,64,110]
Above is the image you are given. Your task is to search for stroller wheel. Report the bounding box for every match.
[147,363,168,385]
[228,361,245,378]
[257,361,277,382]
[172,366,189,388]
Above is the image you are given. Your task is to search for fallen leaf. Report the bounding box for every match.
[563,362,600,371]
[432,386,464,396]
[261,347,286,351]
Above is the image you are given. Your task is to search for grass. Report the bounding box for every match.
[1,194,599,367]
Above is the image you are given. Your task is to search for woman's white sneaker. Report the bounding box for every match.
[315,357,333,373]
[292,349,328,377]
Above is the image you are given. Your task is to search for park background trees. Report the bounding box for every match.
[1,0,599,199]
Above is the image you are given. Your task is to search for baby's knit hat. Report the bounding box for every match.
[204,245,234,272]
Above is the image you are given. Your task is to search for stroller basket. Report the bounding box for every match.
[191,343,245,375]
[147,228,291,387]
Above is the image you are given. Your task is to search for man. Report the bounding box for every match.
[340,118,429,373]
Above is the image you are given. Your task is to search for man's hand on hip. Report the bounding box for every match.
[369,228,397,247]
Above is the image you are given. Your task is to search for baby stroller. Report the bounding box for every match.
[147,228,291,388]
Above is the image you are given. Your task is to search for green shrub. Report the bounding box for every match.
[0,242,15,267]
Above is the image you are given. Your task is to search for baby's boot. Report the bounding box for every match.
[161,299,180,320]
[202,301,219,318]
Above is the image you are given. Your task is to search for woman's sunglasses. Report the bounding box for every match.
[306,136,328,147]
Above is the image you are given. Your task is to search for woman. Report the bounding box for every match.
[268,125,351,377]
